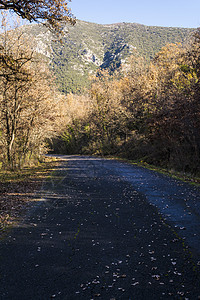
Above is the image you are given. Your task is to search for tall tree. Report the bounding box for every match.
[0,0,75,34]
[0,18,66,168]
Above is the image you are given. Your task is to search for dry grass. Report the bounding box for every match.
[0,157,59,234]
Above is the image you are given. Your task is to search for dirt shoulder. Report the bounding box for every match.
[0,158,59,234]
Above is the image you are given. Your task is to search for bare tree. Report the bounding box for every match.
[0,18,66,168]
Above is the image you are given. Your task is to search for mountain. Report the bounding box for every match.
[24,20,194,94]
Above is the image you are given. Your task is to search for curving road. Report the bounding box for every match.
[0,155,200,299]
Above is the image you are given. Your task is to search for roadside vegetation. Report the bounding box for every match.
[0,2,199,230]
[0,7,71,231]
[51,29,200,177]
[0,157,59,233]
[0,14,69,170]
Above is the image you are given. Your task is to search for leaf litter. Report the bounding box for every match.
[0,159,58,234]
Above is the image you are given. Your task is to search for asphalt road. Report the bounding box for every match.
[0,155,200,299]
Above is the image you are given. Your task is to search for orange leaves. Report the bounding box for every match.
[0,21,65,169]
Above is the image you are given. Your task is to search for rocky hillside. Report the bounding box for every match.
[24,20,194,94]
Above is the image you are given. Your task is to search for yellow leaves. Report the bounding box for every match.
[118,77,130,92]
[171,64,198,92]
[0,23,64,169]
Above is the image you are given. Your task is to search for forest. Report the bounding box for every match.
[0,0,199,234]
[50,30,200,175]
[50,20,192,94]
[0,14,69,169]
[0,11,199,176]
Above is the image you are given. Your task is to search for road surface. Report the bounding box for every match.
[0,155,200,299]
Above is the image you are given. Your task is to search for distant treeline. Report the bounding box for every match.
[51,20,193,94]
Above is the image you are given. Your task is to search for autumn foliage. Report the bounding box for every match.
[0,17,67,169]
[53,30,200,175]
[0,0,75,34]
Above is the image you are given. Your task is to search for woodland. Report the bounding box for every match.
[0,2,199,176]
[0,1,74,228]
[0,0,199,232]
[51,33,200,176]
[50,20,192,94]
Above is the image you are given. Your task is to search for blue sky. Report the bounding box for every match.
[69,0,200,28]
